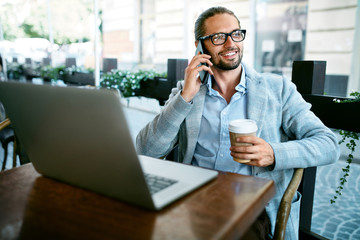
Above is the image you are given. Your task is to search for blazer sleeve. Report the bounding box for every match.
[136,81,193,158]
[270,78,340,170]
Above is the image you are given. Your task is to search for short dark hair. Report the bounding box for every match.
[194,6,241,40]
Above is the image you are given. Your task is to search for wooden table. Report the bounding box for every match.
[0,164,275,240]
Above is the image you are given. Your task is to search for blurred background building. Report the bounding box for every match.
[0,0,359,95]
[101,0,360,97]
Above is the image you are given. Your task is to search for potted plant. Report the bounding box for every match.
[100,69,167,100]
[331,91,360,203]
[64,66,95,85]
[6,62,24,80]
[40,65,67,82]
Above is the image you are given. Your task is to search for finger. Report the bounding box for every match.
[189,55,212,69]
[235,136,260,144]
[199,61,214,72]
[196,64,214,76]
[202,58,213,67]
[244,160,262,167]
[195,52,211,58]
[246,159,271,167]
[231,151,257,161]
[191,54,211,64]
[242,160,256,166]
[230,145,258,155]
[191,61,213,74]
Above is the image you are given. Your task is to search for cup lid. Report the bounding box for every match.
[228,119,258,133]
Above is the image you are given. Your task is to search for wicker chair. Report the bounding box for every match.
[273,168,304,240]
[0,118,18,171]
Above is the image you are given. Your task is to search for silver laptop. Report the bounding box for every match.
[0,81,218,210]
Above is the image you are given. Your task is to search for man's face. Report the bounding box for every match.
[202,14,243,71]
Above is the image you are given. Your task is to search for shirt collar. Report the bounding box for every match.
[206,64,247,96]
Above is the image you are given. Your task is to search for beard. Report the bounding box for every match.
[210,47,243,71]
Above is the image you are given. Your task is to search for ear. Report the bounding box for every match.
[195,40,199,48]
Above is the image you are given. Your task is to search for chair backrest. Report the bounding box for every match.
[103,58,117,73]
[0,102,30,167]
[0,118,14,171]
[0,102,6,122]
[65,58,76,68]
[0,118,11,131]
[42,58,52,66]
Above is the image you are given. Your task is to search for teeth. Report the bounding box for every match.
[224,52,235,56]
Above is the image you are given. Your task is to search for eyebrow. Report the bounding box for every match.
[209,28,241,35]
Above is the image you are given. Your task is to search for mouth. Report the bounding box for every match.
[220,49,239,58]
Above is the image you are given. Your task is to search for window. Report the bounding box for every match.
[139,0,155,64]
[254,0,308,79]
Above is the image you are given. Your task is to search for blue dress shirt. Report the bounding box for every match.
[192,66,252,175]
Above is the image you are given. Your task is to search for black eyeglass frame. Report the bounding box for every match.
[198,29,246,45]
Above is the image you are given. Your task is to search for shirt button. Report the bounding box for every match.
[220,154,223,157]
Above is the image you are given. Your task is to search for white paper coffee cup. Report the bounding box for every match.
[228,119,258,163]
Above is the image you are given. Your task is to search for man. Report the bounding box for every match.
[136,6,339,239]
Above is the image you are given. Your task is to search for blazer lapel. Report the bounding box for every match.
[183,85,207,164]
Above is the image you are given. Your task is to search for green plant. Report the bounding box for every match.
[100,69,167,97]
[6,62,24,79]
[0,1,94,45]
[39,65,94,81]
[66,65,94,75]
[40,65,67,80]
[331,91,360,204]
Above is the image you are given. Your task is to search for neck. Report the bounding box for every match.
[211,65,242,103]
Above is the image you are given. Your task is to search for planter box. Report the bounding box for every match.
[135,77,175,105]
[303,94,360,132]
[23,66,40,80]
[133,59,187,105]
[64,72,95,86]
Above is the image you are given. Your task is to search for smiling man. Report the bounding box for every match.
[136,6,339,240]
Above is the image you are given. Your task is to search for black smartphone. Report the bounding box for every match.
[195,40,209,84]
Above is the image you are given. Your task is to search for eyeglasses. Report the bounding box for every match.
[198,29,246,45]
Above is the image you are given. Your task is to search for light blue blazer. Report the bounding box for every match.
[136,63,340,239]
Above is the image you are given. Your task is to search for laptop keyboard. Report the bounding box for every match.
[144,173,178,195]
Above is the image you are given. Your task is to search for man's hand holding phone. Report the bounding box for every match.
[181,41,214,103]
